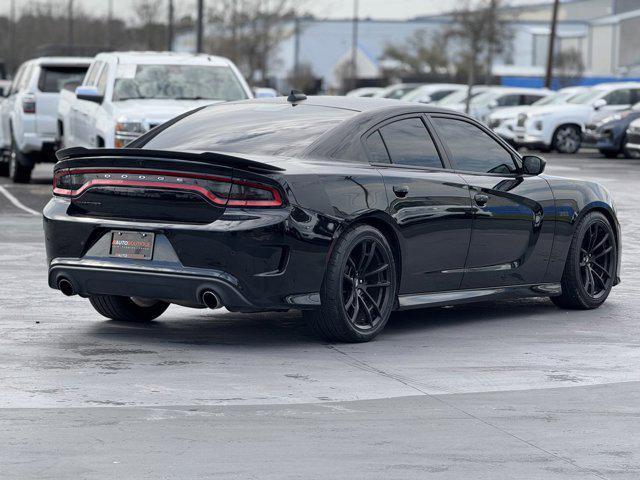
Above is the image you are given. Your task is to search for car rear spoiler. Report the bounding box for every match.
[55,147,285,173]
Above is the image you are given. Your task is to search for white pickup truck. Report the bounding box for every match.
[0,57,91,182]
[58,52,252,150]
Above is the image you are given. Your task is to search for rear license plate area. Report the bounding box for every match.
[109,231,155,260]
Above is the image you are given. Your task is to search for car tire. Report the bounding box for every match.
[0,154,8,177]
[551,212,617,310]
[599,149,618,159]
[9,136,33,183]
[621,134,640,159]
[89,295,169,322]
[552,125,581,154]
[304,224,397,343]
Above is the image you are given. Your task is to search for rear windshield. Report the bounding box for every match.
[38,66,88,93]
[139,102,355,156]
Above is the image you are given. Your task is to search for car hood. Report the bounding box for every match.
[112,99,224,123]
[489,105,532,120]
[525,104,592,117]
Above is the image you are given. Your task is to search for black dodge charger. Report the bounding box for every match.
[44,95,621,342]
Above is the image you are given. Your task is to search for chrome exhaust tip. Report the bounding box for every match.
[58,278,75,297]
[201,290,222,310]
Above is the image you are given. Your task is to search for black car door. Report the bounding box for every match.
[429,114,555,289]
[364,114,473,294]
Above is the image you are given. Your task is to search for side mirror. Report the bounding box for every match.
[75,85,103,104]
[488,99,499,109]
[418,95,432,104]
[522,155,546,175]
[593,98,607,110]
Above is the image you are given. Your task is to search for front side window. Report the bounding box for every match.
[112,64,248,102]
[84,61,103,86]
[432,117,517,174]
[378,117,443,168]
[604,89,632,105]
[496,94,521,107]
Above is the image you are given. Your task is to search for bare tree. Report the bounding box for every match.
[134,0,163,50]
[553,48,585,88]
[447,0,513,112]
[381,30,450,76]
[205,0,304,85]
[286,62,317,92]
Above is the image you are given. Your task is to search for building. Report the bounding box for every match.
[173,0,640,90]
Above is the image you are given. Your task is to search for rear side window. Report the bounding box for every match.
[432,117,517,174]
[365,131,390,163]
[379,117,442,168]
[38,66,88,93]
[140,103,355,157]
[604,89,632,105]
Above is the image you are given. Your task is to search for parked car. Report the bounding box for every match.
[399,83,466,104]
[623,117,640,157]
[582,104,640,158]
[253,87,278,98]
[514,82,640,153]
[0,57,92,182]
[445,87,551,123]
[488,87,587,145]
[46,95,620,343]
[373,83,423,100]
[346,87,384,97]
[59,52,252,150]
[433,85,497,109]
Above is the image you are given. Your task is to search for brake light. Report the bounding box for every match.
[22,94,36,114]
[53,168,283,207]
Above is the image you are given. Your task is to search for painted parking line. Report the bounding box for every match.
[0,186,41,216]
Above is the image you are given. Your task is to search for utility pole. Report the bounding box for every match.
[9,0,16,74]
[107,0,114,49]
[167,0,174,51]
[196,0,204,53]
[350,0,359,92]
[293,17,301,83]
[67,0,74,54]
[485,0,497,85]
[544,0,560,89]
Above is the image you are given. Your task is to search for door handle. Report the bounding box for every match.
[393,185,409,198]
[474,193,489,207]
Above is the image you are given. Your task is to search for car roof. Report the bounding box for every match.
[25,57,93,66]
[94,51,234,66]
[590,82,640,90]
[233,95,459,115]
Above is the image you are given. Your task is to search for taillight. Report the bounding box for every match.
[22,94,36,114]
[53,168,283,207]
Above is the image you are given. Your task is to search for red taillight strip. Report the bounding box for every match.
[53,168,283,207]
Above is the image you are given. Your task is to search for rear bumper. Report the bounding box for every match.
[43,197,334,311]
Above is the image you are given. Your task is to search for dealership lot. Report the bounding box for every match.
[1,151,639,478]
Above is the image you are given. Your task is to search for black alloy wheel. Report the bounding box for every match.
[579,221,615,299]
[551,212,616,309]
[342,237,394,331]
[304,224,397,342]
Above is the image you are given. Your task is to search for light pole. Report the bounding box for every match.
[544,0,560,89]
[350,0,359,92]
[196,0,204,53]
[67,0,74,53]
[167,0,174,51]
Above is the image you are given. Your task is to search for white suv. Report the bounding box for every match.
[0,57,91,182]
[60,52,252,150]
[514,82,640,153]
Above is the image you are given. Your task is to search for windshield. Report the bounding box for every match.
[469,91,503,107]
[567,89,605,105]
[533,92,570,106]
[437,88,487,105]
[112,64,248,102]
[139,103,355,156]
[377,85,420,99]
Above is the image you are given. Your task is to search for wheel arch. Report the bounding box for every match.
[337,212,404,290]
[575,202,621,283]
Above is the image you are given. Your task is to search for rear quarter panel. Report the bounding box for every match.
[542,174,620,283]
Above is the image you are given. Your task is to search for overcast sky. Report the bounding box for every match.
[0,0,552,21]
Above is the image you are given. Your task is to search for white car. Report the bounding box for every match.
[515,82,640,153]
[346,87,384,97]
[487,87,587,145]
[60,52,252,150]
[399,83,466,104]
[0,57,92,182]
[444,87,551,123]
[373,83,423,100]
